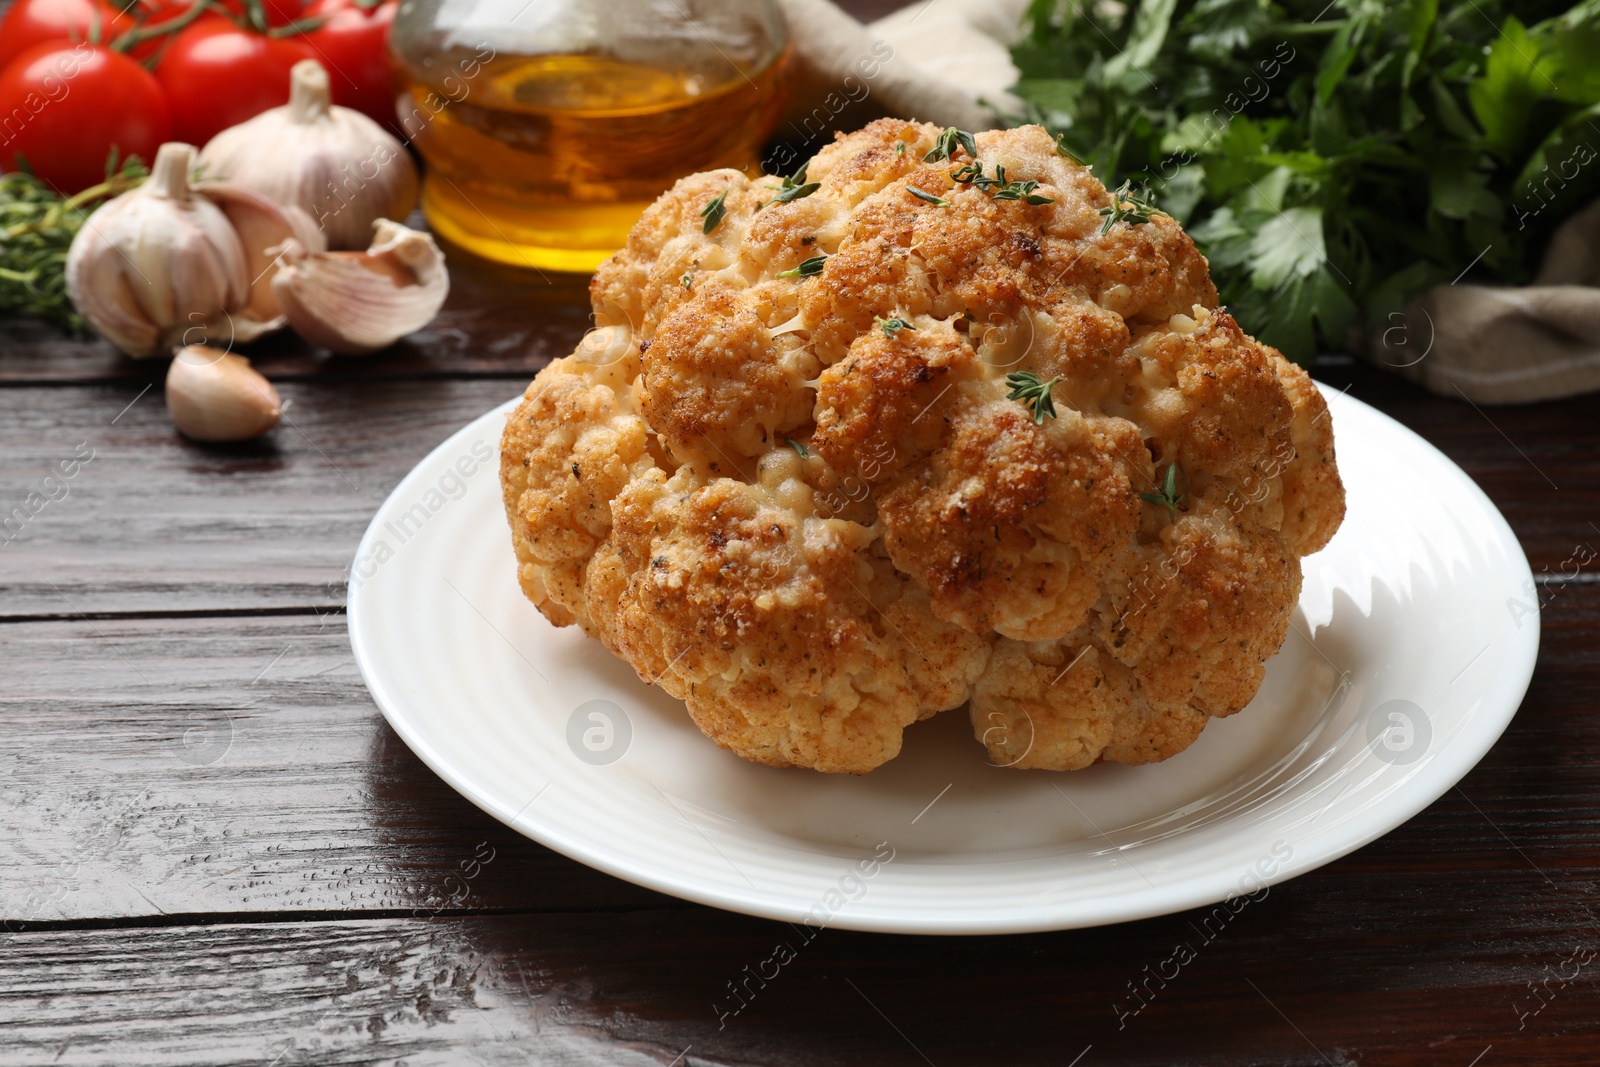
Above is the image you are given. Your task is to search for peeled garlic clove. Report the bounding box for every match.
[272,219,450,355]
[198,59,419,251]
[166,345,282,442]
[197,183,327,340]
[66,143,251,357]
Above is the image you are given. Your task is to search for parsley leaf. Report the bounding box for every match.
[1008,0,1600,362]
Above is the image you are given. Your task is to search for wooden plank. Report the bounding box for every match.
[1,590,1595,926]
[0,377,523,616]
[3,874,1599,1067]
[0,613,683,921]
[1314,357,1600,581]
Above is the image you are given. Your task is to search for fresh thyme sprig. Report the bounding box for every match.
[785,437,810,459]
[777,254,828,279]
[949,162,1054,204]
[773,181,819,205]
[875,316,915,337]
[1005,370,1060,424]
[1053,134,1086,168]
[923,127,978,163]
[1098,180,1162,235]
[907,186,949,207]
[772,163,819,205]
[700,190,728,234]
[0,152,148,331]
[992,177,1054,205]
[950,162,984,185]
[1140,463,1184,521]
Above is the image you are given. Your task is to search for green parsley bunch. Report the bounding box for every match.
[1010,0,1600,360]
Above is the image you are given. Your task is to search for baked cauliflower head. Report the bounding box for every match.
[501,120,1344,775]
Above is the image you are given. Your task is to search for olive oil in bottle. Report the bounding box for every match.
[390,2,791,273]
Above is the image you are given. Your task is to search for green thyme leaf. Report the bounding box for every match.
[1098,180,1161,235]
[1005,370,1060,424]
[681,271,694,289]
[774,181,820,205]
[1053,134,1085,167]
[992,176,1054,204]
[952,161,1056,205]
[1139,463,1184,522]
[875,316,915,337]
[950,162,985,184]
[700,190,728,235]
[896,140,906,156]
[907,186,950,207]
[785,437,810,459]
[924,127,979,163]
[777,254,828,279]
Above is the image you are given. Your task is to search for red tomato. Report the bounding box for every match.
[0,0,130,74]
[0,42,171,193]
[301,0,396,128]
[156,16,312,145]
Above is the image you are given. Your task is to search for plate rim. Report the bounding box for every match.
[347,385,1540,935]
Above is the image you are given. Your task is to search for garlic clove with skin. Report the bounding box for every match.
[65,142,317,358]
[166,345,283,442]
[271,219,450,355]
[197,183,326,339]
[198,60,419,251]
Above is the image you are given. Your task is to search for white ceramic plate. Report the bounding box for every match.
[348,387,1539,935]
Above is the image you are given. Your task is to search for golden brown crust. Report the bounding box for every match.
[502,122,1346,773]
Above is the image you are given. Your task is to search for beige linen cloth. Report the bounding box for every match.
[776,0,1025,137]
[782,0,1600,404]
[1367,201,1600,403]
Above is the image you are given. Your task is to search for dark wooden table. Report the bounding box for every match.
[4,6,1600,1064]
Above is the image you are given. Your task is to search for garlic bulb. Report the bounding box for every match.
[65,142,324,358]
[272,219,450,355]
[199,60,419,251]
[166,346,282,442]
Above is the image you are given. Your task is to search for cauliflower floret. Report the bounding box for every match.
[504,120,1345,773]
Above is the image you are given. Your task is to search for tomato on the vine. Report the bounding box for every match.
[128,0,309,30]
[0,42,171,193]
[302,0,398,129]
[155,15,312,145]
[109,0,212,61]
[124,0,199,22]
[0,0,130,74]
[214,0,310,30]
